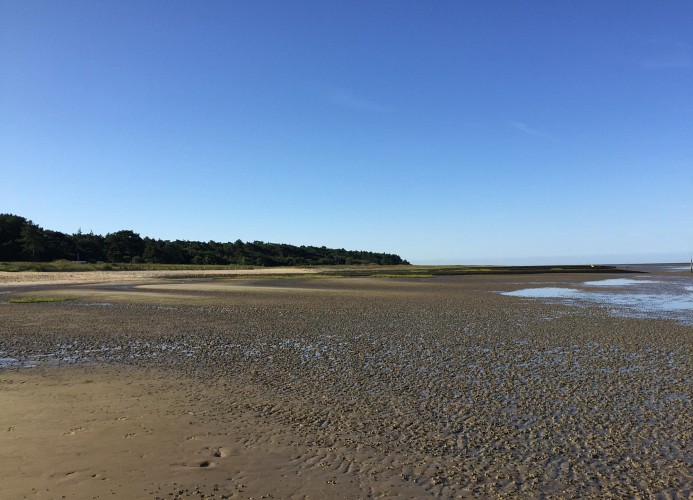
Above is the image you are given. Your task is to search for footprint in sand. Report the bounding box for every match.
[212,447,230,458]
[63,427,89,436]
[57,471,79,483]
[173,459,220,468]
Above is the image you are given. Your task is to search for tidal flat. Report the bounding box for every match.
[1,270,691,498]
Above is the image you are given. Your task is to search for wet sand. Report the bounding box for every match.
[1,271,691,498]
[1,365,371,499]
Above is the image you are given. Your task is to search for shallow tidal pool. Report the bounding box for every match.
[502,276,693,325]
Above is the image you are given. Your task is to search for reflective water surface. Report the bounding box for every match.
[503,275,693,325]
[583,278,654,286]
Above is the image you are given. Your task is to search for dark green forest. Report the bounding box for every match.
[0,214,409,266]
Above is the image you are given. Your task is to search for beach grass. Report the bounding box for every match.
[9,296,76,303]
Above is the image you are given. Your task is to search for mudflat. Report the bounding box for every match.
[1,271,691,498]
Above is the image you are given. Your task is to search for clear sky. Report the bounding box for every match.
[1,1,691,264]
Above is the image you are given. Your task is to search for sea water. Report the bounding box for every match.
[503,275,693,325]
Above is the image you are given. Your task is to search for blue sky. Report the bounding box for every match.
[1,1,691,264]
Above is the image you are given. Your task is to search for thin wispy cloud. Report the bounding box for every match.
[510,121,550,138]
[640,39,691,69]
[323,86,389,113]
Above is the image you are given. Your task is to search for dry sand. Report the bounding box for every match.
[0,267,318,286]
[1,271,691,498]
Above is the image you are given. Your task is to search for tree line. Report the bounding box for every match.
[0,214,409,266]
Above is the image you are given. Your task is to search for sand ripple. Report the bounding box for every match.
[1,275,691,497]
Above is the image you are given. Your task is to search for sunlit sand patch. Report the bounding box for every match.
[0,366,368,499]
[0,267,321,286]
[136,282,334,293]
[134,279,417,297]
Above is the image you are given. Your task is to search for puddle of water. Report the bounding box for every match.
[583,278,652,286]
[0,357,36,368]
[665,266,693,272]
[599,292,693,312]
[502,276,693,325]
[504,287,581,298]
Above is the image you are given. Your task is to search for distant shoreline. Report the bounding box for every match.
[0,263,643,285]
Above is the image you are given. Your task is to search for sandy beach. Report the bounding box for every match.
[0,268,319,286]
[1,269,691,498]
